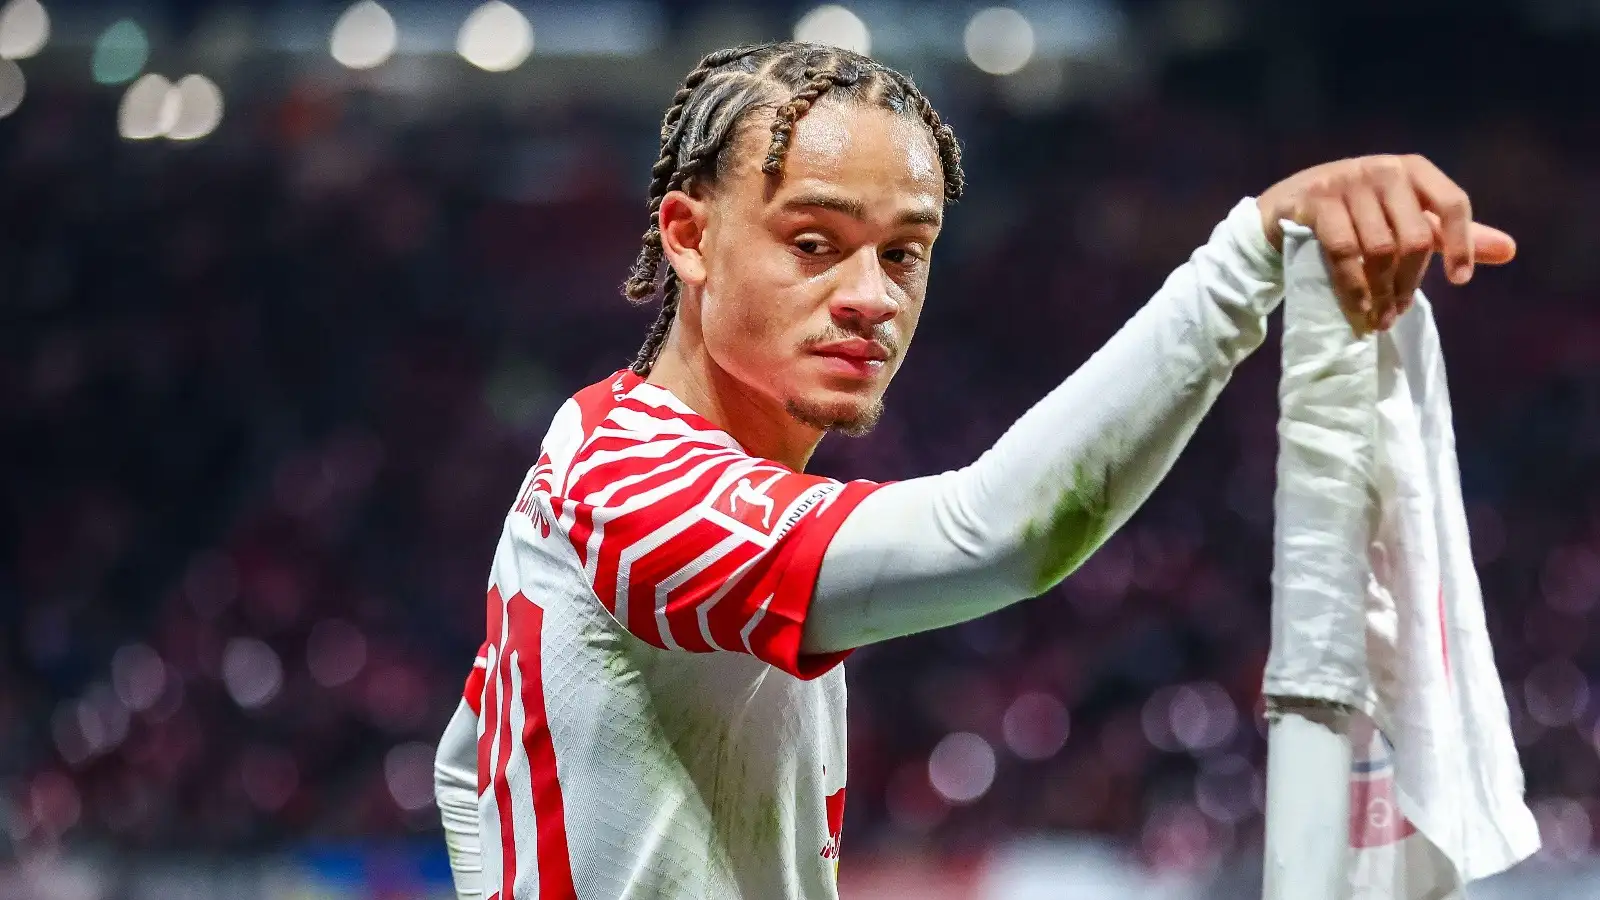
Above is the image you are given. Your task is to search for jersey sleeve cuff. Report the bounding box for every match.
[754,480,883,680]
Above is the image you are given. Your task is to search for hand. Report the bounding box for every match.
[1258,155,1517,332]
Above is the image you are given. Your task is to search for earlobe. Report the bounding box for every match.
[658,190,708,287]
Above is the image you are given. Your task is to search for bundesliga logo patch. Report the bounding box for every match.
[703,469,819,543]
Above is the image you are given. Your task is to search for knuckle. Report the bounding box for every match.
[1398,232,1433,256]
[1323,236,1360,258]
[1365,238,1397,258]
[1363,155,1405,183]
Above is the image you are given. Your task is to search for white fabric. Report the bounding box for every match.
[1264,224,1540,896]
[806,197,1283,652]
[435,699,484,900]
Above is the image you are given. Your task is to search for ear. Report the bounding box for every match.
[658,190,709,289]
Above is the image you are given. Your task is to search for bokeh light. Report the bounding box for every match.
[0,0,48,61]
[794,5,869,56]
[964,7,1034,76]
[1535,797,1592,862]
[117,73,177,140]
[330,0,396,70]
[458,0,533,72]
[91,19,148,85]
[307,618,368,687]
[222,638,284,709]
[928,732,997,804]
[1523,658,1590,728]
[0,57,23,118]
[1002,691,1070,760]
[384,742,437,811]
[110,644,166,712]
[166,74,224,140]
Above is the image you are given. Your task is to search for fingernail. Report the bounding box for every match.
[1449,262,1471,284]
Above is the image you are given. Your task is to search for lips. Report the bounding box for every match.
[809,338,891,364]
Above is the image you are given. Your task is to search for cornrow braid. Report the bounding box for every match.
[762,67,846,176]
[624,43,771,306]
[625,42,967,376]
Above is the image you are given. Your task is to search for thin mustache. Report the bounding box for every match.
[800,326,899,359]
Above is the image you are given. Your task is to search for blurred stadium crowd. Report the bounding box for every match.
[5,0,1600,885]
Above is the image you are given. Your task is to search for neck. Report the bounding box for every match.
[646,332,824,473]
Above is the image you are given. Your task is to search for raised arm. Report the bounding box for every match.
[802,198,1281,652]
[805,153,1519,655]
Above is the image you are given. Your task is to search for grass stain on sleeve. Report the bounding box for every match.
[1023,463,1113,595]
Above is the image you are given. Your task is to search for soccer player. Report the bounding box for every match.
[432,41,1515,900]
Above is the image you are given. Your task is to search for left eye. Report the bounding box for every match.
[884,248,912,264]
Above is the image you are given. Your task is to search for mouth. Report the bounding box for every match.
[808,338,891,379]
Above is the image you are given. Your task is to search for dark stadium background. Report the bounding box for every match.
[4,0,1600,896]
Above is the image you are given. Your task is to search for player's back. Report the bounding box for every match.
[470,370,880,900]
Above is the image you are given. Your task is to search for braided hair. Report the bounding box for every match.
[623,42,965,375]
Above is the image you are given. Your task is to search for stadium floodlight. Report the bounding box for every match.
[91,20,149,86]
[0,0,47,60]
[330,0,397,70]
[964,7,1034,76]
[166,74,224,141]
[457,1,533,72]
[118,73,178,140]
[794,5,869,56]
[0,57,23,118]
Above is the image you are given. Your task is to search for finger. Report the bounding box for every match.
[1347,184,1398,321]
[1471,223,1516,265]
[1378,170,1435,303]
[1314,195,1371,325]
[1422,213,1517,267]
[1403,156,1473,284]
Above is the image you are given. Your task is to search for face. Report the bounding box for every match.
[663,99,945,437]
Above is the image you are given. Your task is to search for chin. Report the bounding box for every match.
[784,391,884,437]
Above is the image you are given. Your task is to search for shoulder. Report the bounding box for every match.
[543,371,750,502]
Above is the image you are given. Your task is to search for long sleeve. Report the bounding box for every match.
[802,198,1283,653]
[434,698,483,900]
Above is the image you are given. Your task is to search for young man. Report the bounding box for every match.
[432,42,1514,900]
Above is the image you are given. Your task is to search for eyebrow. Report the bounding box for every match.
[780,192,942,228]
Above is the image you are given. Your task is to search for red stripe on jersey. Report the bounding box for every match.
[483,587,577,900]
[683,540,768,651]
[565,434,652,490]
[567,435,717,501]
[587,443,739,511]
[639,518,747,653]
[463,641,489,716]
[482,588,519,897]
[592,462,731,648]
[571,372,637,438]
[610,397,729,440]
[514,595,577,900]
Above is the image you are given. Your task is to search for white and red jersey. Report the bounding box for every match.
[462,369,881,900]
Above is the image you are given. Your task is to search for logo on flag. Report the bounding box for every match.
[1348,714,1418,848]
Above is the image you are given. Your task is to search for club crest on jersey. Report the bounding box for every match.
[820,787,846,860]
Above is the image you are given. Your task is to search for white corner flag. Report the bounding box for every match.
[1261,224,1541,899]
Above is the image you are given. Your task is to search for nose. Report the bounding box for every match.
[828,247,899,327]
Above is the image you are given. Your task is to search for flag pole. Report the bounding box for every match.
[1262,700,1355,900]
